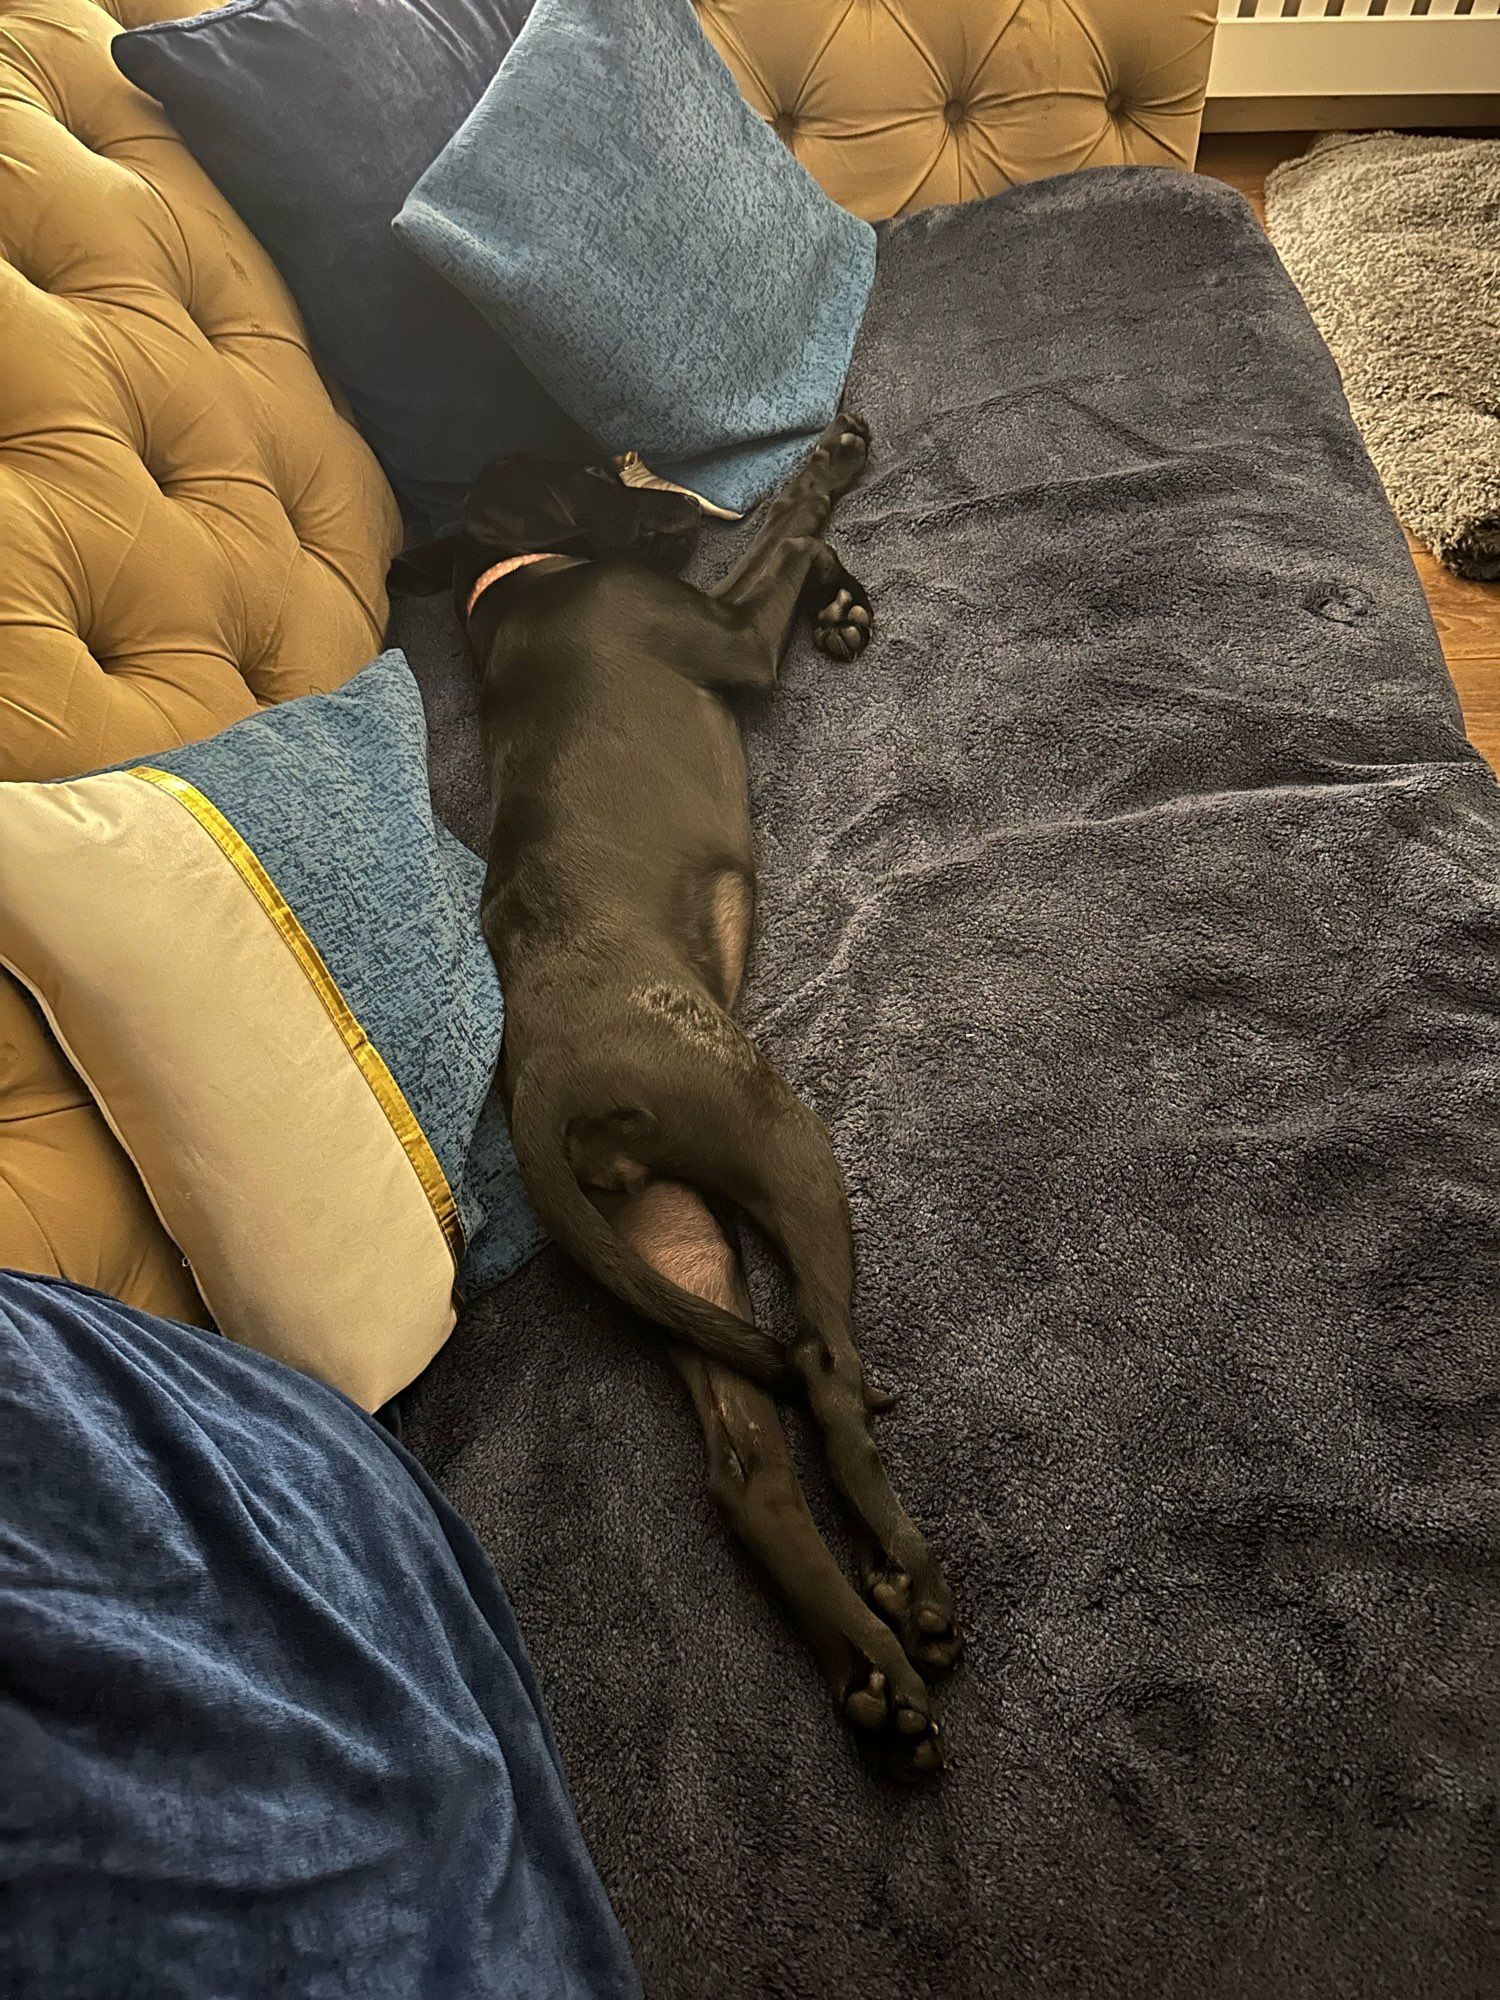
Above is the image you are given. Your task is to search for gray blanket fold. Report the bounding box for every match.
[396,169,1500,2000]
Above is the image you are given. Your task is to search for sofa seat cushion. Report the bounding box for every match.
[398,171,1500,1995]
[0,0,402,1328]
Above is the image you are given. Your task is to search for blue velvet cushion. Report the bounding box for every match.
[0,1272,641,2000]
[395,0,877,514]
[112,0,590,534]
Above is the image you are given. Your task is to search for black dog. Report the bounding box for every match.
[390,420,960,1776]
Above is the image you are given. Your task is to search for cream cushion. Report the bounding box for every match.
[0,0,401,1324]
[696,0,1215,220]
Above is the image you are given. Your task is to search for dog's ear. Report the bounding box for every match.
[462,455,599,556]
[387,534,464,596]
[462,453,702,571]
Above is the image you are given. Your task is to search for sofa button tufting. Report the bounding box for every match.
[773,111,795,141]
[1105,88,1124,115]
[944,99,967,127]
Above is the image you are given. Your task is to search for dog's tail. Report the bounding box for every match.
[506,1073,790,1390]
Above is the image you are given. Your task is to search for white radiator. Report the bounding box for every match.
[1207,0,1500,127]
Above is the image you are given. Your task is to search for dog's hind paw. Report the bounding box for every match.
[867,1563,964,1681]
[814,586,873,662]
[844,1660,945,1783]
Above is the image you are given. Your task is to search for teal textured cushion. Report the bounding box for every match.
[143,650,540,1292]
[395,0,876,513]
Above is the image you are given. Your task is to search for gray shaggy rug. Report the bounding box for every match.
[1267,131,1500,580]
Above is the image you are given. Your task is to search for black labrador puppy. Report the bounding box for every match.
[390,419,960,1777]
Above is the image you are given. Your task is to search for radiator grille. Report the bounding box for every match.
[1225,1,1500,18]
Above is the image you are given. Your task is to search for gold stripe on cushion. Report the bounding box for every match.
[0,770,458,1410]
[130,766,465,1268]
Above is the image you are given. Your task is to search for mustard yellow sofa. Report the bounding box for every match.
[0,0,1212,1327]
[696,0,1215,217]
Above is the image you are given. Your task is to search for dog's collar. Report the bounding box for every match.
[466,551,576,617]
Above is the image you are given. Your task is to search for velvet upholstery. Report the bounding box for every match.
[113,0,591,533]
[1,1270,639,2000]
[695,0,1217,219]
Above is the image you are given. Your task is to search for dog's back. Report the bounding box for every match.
[472,554,796,1385]
[475,560,756,1019]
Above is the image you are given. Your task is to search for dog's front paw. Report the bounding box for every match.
[814,412,870,494]
[866,1562,963,1680]
[844,1653,945,1783]
[814,583,873,662]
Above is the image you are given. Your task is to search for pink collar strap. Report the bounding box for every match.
[466,550,565,617]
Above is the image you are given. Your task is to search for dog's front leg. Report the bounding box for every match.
[700,419,875,686]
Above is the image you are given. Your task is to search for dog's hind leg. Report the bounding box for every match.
[612,1177,944,1780]
[726,1093,964,1682]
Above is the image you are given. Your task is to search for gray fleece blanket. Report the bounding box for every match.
[394,169,1500,1999]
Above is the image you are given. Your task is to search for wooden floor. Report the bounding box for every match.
[1196,134,1500,770]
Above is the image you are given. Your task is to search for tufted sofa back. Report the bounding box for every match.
[0,0,401,785]
[695,0,1216,221]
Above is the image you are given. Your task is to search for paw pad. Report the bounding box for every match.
[865,1564,964,1679]
[815,588,873,661]
[844,1660,945,1780]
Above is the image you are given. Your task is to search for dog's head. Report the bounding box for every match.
[386,454,703,609]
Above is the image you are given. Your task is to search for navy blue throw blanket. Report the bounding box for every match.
[397,171,1500,1998]
[0,1273,639,2000]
